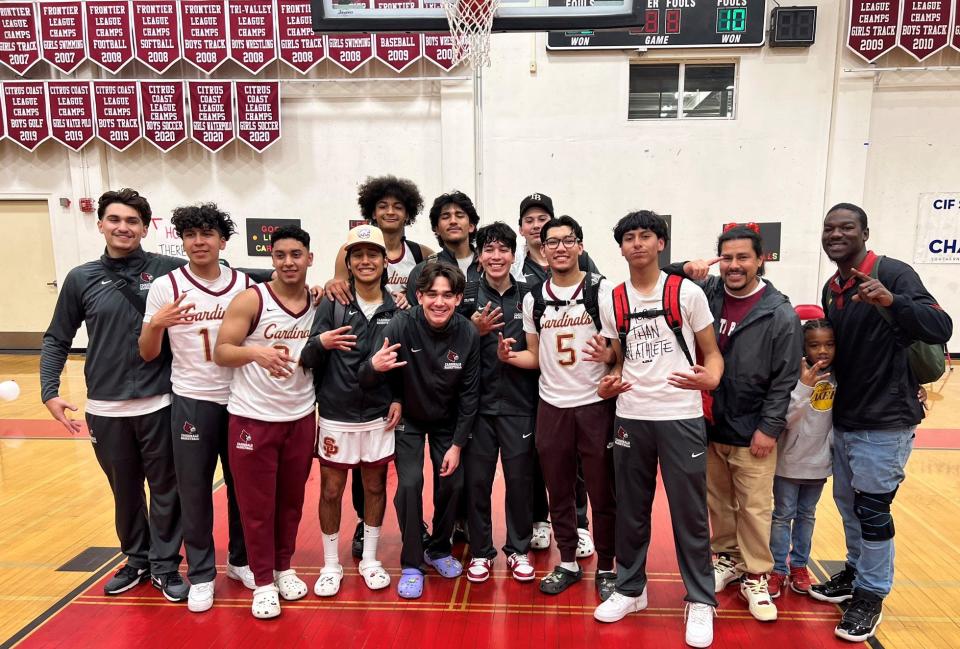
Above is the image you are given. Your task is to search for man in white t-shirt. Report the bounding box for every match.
[139,203,255,612]
[498,215,617,599]
[590,211,723,649]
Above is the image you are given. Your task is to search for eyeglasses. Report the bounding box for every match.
[543,236,580,250]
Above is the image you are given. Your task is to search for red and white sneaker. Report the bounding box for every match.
[790,566,812,594]
[767,572,787,599]
[466,557,493,583]
[506,553,536,582]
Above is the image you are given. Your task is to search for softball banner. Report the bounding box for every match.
[914,193,960,264]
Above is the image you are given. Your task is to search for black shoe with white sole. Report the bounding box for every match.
[152,571,189,602]
[104,564,149,595]
[352,520,364,559]
[835,588,883,642]
[540,566,582,595]
[809,565,855,604]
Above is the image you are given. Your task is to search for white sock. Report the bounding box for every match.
[362,524,381,564]
[560,560,579,572]
[322,533,340,569]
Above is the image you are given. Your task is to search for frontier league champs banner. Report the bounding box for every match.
[914,193,960,264]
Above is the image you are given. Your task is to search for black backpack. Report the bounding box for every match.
[531,272,604,333]
[612,275,693,366]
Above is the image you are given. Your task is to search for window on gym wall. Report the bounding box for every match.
[628,63,736,120]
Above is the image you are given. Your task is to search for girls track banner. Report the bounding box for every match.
[0,0,457,75]
[847,0,959,63]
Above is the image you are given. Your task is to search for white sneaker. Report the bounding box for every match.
[684,602,715,648]
[227,563,256,590]
[530,522,552,550]
[576,528,595,558]
[713,554,741,592]
[593,588,648,623]
[187,581,215,613]
[740,574,778,622]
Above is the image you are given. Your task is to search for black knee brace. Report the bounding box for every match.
[854,488,898,542]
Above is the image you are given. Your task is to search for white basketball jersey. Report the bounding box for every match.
[227,284,317,422]
[144,266,251,405]
[385,240,419,297]
[522,277,612,409]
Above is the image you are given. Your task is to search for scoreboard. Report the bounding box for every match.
[546,0,767,50]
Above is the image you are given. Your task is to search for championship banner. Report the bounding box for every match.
[39,1,86,74]
[140,80,187,151]
[2,81,50,151]
[188,80,234,152]
[227,0,276,74]
[847,0,901,62]
[898,0,951,61]
[423,32,454,70]
[276,0,324,72]
[953,0,960,52]
[93,81,140,151]
[180,0,229,73]
[325,33,374,73]
[914,193,960,264]
[0,2,41,75]
[374,33,421,72]
[235,81,280,152]
[47,81,95,150]
[84,0,134,73]
[132,0,180,73]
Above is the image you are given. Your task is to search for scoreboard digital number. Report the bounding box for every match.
[547,0,767,51]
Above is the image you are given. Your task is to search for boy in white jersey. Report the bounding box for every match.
[214,225,317,619]
[497,215,618,599]
[590,211,723,648]
[139,203,255,612]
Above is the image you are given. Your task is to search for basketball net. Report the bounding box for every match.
[440,0,501,68]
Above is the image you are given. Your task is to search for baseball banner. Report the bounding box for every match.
[375,33,421,72]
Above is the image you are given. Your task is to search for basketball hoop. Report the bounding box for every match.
[440,0,501,68]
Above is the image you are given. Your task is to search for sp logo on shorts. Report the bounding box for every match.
[614,426,630,449]
[181,421,199,441]
[322,436,339,457]
[236,429,254,451]
[444,349,462,370]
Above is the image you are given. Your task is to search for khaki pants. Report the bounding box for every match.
[707,442,776,575]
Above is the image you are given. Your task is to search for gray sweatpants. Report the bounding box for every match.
[613,416,716,606]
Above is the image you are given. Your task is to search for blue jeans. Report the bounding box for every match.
[770,476,825,574]
[832,425,915,598]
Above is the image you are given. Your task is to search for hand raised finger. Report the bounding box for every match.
[707,256,723,266]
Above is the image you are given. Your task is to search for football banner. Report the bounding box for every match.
[84,0,134,73]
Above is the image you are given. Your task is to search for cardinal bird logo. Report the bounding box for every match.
[181,421,199,441]
[183,421,196,434]
[236,429,254,450]
[140,272,154,282]
[447,349,459,363]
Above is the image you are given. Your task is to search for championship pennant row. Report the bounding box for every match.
[0,0,457,76]
[0,79,280,153]
[848,0,960,63]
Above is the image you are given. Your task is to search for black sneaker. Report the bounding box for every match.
[835,588,883,642]
[152,571,189,602]
[421,521,431,547]
[352,520,364,559]
[452,519,470,545]
[104,564,149,595]
[809,565,855,603]
[539,565,582,595]
[596,571,617,602]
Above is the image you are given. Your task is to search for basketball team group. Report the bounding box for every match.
[38,177,952,648]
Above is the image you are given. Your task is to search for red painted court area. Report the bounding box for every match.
[12,459,865,649]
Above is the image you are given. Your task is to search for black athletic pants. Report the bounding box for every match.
[394,420,464,569]
[613,416,716,605]
[171,395,247,583]
[465,414,535,559]
[532,452,590,530]
[86,407,182,575]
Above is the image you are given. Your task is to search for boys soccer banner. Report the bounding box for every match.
[914,193,960,264]
[141,80,187,151]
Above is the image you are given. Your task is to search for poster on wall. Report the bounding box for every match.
[47,80,95,150]
[423,32,455,70]
[719,221,782,261]
[2,81,50,151]
[84,0,135,73]
[180,0,229,73]
[847,0,901,63]
[132,0,181,73]
[39,1,87,74]
[897,0,951,61]
[227,0,276,74]
[247,218,301,256]
[914,193,960,264]
[235,81,280,152]
[188,80,235,152]
[93,81,141,151]
[0,2,41,75]
[276,0,324,72]
[140,80,187,151]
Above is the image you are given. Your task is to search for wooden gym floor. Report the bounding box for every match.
[0,353,958,648]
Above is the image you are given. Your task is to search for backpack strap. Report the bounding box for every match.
[582,272,603,332]
[612,282,630,351]
[459,279,481,318]
[530,281,547,333]
[333,299,347,328]
[407,239,424,264]
[662,274,694,366]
